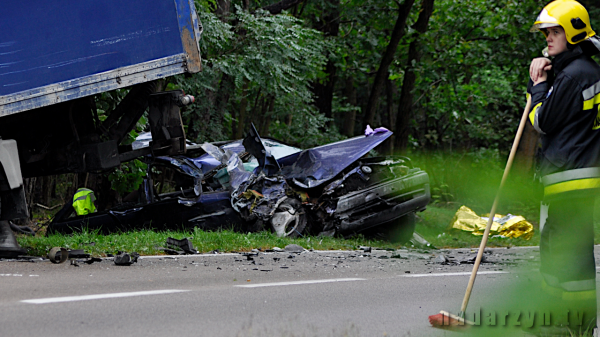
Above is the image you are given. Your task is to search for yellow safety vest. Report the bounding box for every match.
[72,188,97,216]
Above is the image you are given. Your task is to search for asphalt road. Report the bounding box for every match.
[0,245,585,337]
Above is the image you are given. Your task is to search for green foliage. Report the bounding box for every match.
[175,6,332,143]
[405,0,543,152]
[270,110,346,148]
[107,159,147,195]
[95,89,129,118]
[431,183,454,204]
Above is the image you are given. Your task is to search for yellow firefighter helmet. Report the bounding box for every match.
[530,0,596,44]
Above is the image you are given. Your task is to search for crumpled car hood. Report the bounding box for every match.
[190,139,302,174]
[189,129,392,190]
[277,131,392,188]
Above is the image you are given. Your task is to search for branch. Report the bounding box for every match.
[363,0,417,126]
[261,0,305,15]
[465,34,511,42]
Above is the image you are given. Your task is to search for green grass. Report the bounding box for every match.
[16,227,394,257]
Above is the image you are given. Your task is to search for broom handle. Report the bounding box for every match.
[460,96,533,314]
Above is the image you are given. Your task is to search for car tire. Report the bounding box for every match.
[270,198,307,238]
[374,212,416,243]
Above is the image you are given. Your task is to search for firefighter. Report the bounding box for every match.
[528,0,600,332]
[72,188,97,216]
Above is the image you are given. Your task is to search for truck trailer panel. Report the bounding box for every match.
[0,0,201,116]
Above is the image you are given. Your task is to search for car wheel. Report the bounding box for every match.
[270,198,306,238]
[374,212,416,243]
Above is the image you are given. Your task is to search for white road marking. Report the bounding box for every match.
[402,271,508,278]
[21,289,188,304]
[235,278,365,288]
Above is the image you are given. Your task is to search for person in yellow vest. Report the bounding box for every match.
[72,188,97,216]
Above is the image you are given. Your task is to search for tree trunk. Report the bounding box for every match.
[248,89,262,129]
[253,96,267,133]
[40,176,53,206]
[363,0,416,127]
[260,96,275,135]
[394,0,435,152]
[23,177,36,219]
[313,60,338,123]
[65,173,79,205]
[234,80,250,139]
[342,77,358,136]
[262,0,304,14]
[210,73,235,140]
[379,77,396,154]
[311,0,340,123]
[215,0,231,21]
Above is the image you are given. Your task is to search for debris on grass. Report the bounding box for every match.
[451,205,534,240]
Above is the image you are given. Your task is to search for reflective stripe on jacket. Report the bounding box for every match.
[73,188,96,216]
[542,167,600,196]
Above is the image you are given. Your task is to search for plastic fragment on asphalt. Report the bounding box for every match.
[435,254,450,264]
[451,205,534,240]
[461,255,489,264]
[114,251,140,266]
[284,244,305,252]
[409,233,436,249]
[83,257,102,265]
[359,246,372,253]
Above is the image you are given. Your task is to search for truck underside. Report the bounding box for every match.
[0,84,193,257]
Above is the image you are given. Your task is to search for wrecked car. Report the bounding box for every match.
[48,126,430,242]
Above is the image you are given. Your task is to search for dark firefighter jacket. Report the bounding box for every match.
[527,43,600,198]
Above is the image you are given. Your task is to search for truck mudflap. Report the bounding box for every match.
[0,138,28,221]
[0,139,23,190]
[0,139,28,257]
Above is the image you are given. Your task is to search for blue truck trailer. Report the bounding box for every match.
[0,0,203,256]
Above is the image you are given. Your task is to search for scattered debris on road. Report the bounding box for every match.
[47,247,68,264]
[114,251,140,266]
[284,244,305,253]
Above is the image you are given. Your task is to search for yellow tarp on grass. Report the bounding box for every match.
[451,205,534,240]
